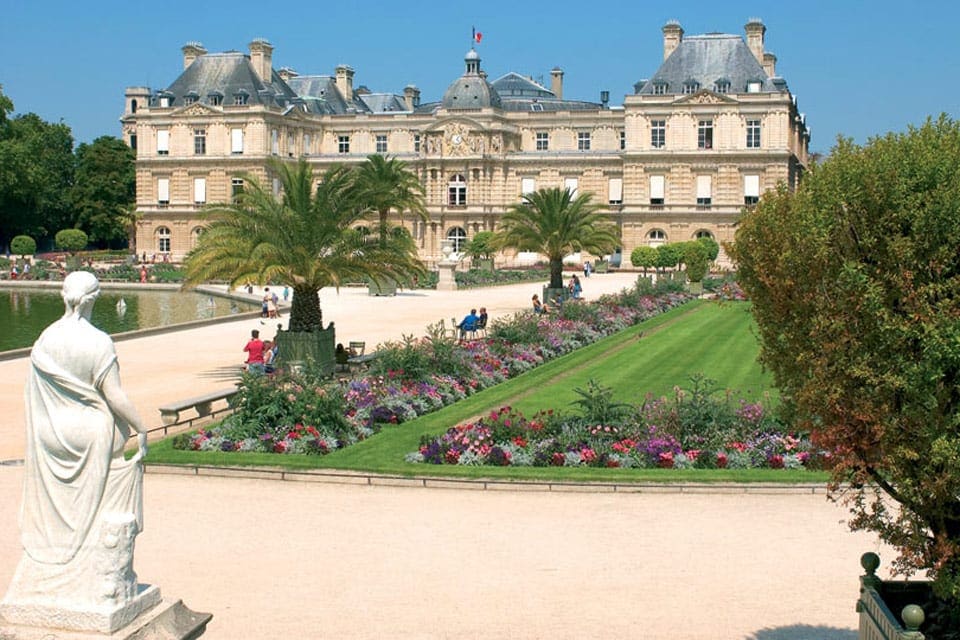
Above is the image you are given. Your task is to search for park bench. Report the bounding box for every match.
[347,352,379,369]
[158,387,238,426]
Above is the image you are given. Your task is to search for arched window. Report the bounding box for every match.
[191,227,204,248]
[647,229,667,247]
[447,227,467,253]
[694,230,714,240]
[448,174,467,206]
[157,226,171,253]
[131,99,138,113]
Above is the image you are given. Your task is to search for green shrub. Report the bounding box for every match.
[11,235,36,257]
[55,229,89,253]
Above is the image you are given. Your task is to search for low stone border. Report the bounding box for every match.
[143,463,829,494]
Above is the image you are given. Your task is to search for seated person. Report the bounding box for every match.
[335,343,350,366]
[532,294,550,315]
[457,308,480,340]
[477,307,488,330]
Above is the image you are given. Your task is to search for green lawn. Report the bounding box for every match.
[148,300,825,483]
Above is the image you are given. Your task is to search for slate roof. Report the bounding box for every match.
[636,33,783,95]
[491,72,554,99]
[441,49,502,110]
[162,52,299,108]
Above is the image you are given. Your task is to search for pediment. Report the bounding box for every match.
[172,102,221,118]
[675,90,737,105]
[423,115,486,134]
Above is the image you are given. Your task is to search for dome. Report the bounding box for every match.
[441,49,502,110]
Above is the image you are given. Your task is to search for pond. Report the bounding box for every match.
[1,288,258,352]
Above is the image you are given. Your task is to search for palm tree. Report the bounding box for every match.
[493,187,620,289]
[355,154,427,248]
[183,158,424,332]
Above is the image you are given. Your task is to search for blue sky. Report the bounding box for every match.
[2,0,958,154]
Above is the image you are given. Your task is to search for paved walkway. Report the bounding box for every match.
[0,273,892,638]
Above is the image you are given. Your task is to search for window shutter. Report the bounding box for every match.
[521,177,536,195]
[564,177,579,197]
[231,128,244,153]
[157,178,170,202]
[157,129,169,153]
[649,175,665,199]
[608,178,623,202]
[744,175,760,197]
[194,178,206,203]
[696,175,712,199]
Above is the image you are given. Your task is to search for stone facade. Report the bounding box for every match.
[123,19,809,267]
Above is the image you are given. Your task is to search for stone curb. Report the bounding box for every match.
[141,463,830,494]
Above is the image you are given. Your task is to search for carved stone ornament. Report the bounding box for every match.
[178,103,215,117]
[444,122,470,156]
[683,92,728,105]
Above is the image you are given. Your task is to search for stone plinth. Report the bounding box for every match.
[436,261,458,291]
[0,597,211,639]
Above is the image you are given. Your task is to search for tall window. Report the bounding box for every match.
[414,134,421,153]
[156,129,169,155]
[448,174,466,206]
[157,178,170,206]
[619,131,626,150]
[698,120,713,149]
[157,226,171,253]
[744,175,761,205]
[650,120,665,148]
[231,178,244,202]
[302,133,311,155]
[536,132,549,151]
[338,135,350,154]
[577,132,591,151]
[564,177,579,198]
[521,177,536,196]
[447,227,467,253]
[696,175,712,207]
[608,178,623,205]
[194,177,206,204]
[194,129,206,155]
[191,227,204,248]
[129,134,137,151]
[231,128,244,154]
[271,130,279,155]
[375,135,388,153]
[746,119,761,148]
[649,175,665,206]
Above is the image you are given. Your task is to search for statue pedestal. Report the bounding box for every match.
[436,261,458,291]
[0,595,211,639]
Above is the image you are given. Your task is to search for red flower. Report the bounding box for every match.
[273,441,287,453]
[551,452,566,466]
[512,436,527,448]
[716,452,728,468]
[768,454,785,469]
[657,452,674,468]
[445,450,461,464]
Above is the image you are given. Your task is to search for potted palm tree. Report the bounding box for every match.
[493,187,619,306]
[183,158,424,374]
[355,155,428,296]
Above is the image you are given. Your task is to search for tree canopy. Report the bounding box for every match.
[493,187,619,289]
[72,136,136,247]
[730,115,960,606]
[355,154,427,248]
[183,158,425,332]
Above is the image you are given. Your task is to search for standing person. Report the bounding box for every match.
[261,288,270,318]
[139,266,147,284]
[243,329,265,374]
[282,286,289,302]
[571,274,583,300]
[583,260,592,277]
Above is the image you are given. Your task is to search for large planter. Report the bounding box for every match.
[687,281,704,295]
[542,286,568,307]
[367,276,398,296]
[472,258,494,271]
[274,324,336,377]
[857,553,928,639]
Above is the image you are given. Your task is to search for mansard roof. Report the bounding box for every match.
[491,72,554,99]
[637,33,782,95]
[164,52,298,107]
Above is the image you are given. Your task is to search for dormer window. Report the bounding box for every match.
[208,92,223,106]
[746,80,762,93]
[233,90,249,105]
[652,81,668,95]
[530,102,543,112]
[714,79,731,94]
[682,80,700,95]
[157,92,174,108]
[183,91,199,106]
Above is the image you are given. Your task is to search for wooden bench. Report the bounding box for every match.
[347,352,379,368]
[158,387,238,426]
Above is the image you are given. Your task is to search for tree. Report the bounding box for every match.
[72,136,136,247]
[493,187,619,289]
[183,158,425,332]
[683,241,709,283]
[0,109,74,247]
[465,230,496,261]
[355,155,427,249]
[729,116,960,609]
[10,235,36,257]
[655,243,682,274]
[697,236,720,262]
[630,246,657,275]
[55,228,88,253]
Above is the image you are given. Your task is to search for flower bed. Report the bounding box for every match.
[407,377,826,469]
[174,283,695,455]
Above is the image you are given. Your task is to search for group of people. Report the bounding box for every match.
[243,325,282,374]
[532,274,585,315]
[456,307,488,340]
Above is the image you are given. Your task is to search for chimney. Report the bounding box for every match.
[277,67,298,82]
[550,67,564,99]
[403,85,421,110]
[249,38,274,82]
[600,90,609,108]
[762,52,777,77]
[662,20,684,60]
[335,64,354,102]
[182,41,207,69]
[744,19,765,65]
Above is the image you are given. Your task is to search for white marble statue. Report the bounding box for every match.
[1,271,159,632]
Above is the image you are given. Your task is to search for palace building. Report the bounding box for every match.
[122,18,809,267]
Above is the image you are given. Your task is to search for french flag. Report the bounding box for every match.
[472,27,482,44]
